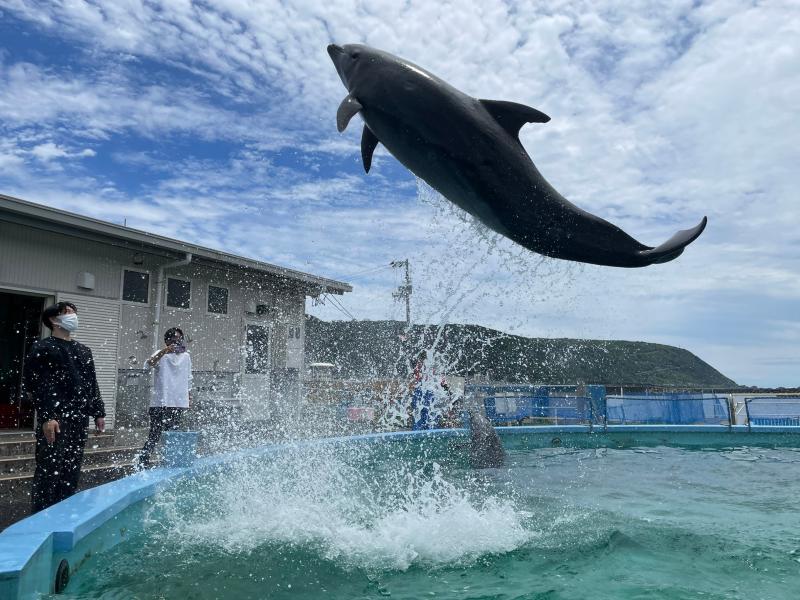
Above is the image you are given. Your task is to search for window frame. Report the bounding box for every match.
[120,267,151,306]
[165,276,192,311]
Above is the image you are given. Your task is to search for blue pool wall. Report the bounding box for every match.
[3,425,800,599]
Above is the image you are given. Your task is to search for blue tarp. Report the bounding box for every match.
[482,385,607,424]
[485,395,590,423]
[482,390,730,426]
[606,394,729,425]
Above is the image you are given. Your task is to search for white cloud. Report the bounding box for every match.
[0,0,798,386]
[29,142,96,161]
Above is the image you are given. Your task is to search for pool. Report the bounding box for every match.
[3,426,799,599]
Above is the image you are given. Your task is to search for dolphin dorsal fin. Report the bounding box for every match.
[479,99,550,139]
[337,94,363,132]
[361,126,379,173]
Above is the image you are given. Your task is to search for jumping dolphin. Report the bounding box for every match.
[467,409,505,469]
[327,44,707,268]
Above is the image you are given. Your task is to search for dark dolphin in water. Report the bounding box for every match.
[327,44,707,268]
[468,410,505,469]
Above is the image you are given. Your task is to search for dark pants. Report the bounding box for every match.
[32,418,89,513]
[411,389,440,430]
[139,407,185,467]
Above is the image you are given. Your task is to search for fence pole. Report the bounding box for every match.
[744,398,752,433]
[726,396,732,432]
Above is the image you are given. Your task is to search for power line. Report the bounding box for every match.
[321,294,351,320]
[334,263,394,280]
[325,293,356,320]
[330,295,356,320]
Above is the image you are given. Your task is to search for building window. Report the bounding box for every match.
[166,278,191,309]
[208,285,229,314]
[122,270,149,303]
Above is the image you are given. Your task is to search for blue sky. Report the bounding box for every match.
[0,1,798,387]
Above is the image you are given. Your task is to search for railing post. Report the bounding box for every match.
[726,395,733,431]
[744,398,752,433]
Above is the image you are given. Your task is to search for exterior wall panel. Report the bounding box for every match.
[119,304,154,369]
[0,223,138,299]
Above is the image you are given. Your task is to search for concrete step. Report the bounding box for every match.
[0,461,139,531]
[0,432,117,457]
[0,445,141,476]
[0,431,34,442]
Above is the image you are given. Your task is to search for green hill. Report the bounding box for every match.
[305,318,738,389]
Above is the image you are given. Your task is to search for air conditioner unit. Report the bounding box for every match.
[76,271,95,290]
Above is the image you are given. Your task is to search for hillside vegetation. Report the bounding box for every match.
[305,318,738,389]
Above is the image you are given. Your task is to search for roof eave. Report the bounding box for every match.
[0,193,352,295]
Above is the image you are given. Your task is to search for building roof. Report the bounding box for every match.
[0,193,351,295]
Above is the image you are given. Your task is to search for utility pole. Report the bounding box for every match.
[390,259,412,328]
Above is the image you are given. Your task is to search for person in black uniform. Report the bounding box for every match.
[23,301,105,512]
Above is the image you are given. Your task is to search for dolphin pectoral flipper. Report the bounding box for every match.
[479,99,550,139]
[361,126,379,173]
[336,94,363,132]
[639,216,708,264]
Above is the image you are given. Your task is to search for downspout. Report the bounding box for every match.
[152,253,193,354]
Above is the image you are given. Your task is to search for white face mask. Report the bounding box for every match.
[57,313,79,332]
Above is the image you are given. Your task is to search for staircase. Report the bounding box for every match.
[0,431,142,530]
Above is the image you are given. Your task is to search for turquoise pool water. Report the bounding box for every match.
[58,440,800,599]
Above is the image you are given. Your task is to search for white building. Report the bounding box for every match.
[0,193,350,431]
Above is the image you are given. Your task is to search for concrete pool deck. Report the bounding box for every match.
[2,425,799,598]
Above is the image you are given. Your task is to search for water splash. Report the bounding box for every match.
[150,444,534,572]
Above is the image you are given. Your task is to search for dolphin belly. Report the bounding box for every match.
[363,109,513,236]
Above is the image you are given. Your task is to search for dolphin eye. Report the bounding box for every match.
[351,50,361,59]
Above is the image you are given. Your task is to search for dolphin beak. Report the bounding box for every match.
[327,44,344,60]
[327,44,349,87]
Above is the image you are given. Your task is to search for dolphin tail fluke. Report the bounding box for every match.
[638,216,707,265]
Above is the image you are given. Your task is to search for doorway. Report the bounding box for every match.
[239,323,271,420]
[0,291,44,429]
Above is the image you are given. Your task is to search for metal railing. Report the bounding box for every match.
[742,397,800,432]
[483,393,607,430]
[482,389,741,431]
[481,391,800,432]
[320,385,800,433]
[605,393,732,428]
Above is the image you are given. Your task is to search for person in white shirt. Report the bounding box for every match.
[137,327,192,468]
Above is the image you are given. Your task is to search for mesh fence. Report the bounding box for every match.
[742,397,800,427]
[606,393,730,425]
[484,395,601,425]
[481,390,734,426]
